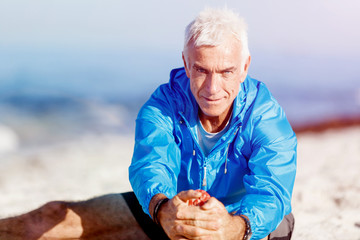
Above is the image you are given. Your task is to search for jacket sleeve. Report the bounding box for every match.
[238,84,297,239]
[129,86,181,216]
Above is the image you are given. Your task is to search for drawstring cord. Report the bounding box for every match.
[193,126,240,184]
[202,165,207,186]
[224,142,230,174]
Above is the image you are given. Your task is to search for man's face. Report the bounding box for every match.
[183,37,250,121]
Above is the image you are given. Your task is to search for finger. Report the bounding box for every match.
[177,190,202,202]
[173,236,189,240]
[176,224,212,239]
[176,205,207,220]
[182,218,220,231]
[200,197,223,210]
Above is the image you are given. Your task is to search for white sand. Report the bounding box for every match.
[0,134,134,217]
[0,127,359,239]
[292,127,360,239]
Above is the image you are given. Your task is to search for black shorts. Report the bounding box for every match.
[122,192,294,240]
[122,192,170,239]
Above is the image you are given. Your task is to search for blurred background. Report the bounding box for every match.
[0,0,359,153]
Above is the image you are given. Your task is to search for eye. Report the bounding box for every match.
[222,70,233,77]
[194,66,207,74]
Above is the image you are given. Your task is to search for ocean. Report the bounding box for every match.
[0,47,359,150]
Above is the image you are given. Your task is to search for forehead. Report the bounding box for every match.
[186,38,242,67]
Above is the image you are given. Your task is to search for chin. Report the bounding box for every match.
[199,108,225,118]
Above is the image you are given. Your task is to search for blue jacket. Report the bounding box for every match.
[129,67,297,239]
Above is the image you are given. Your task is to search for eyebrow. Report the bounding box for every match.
[193,64,237,73]
[193,63,206,70]
[221,66,237,72]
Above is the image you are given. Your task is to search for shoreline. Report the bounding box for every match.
[292,115,360,134]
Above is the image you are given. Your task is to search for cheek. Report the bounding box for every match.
[190,81,200,98]
[226,82,240,98]
[190,77,204,96]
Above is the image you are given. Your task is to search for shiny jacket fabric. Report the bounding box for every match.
[129,67,297,239]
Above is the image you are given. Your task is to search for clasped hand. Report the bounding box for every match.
[158,190,244,240]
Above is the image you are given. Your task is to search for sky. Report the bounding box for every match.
[1,0,359,54]
[0,0,359,120]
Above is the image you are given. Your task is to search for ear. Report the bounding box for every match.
[182,52,191,78]
[240,55,251,83]
[244,55,251,73]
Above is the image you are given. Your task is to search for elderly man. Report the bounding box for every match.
[0,7,296,240]
[129,7,296,240]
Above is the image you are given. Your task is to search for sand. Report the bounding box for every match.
[292,126,360,239]
[0,134,134,217]
[0,127,359,239]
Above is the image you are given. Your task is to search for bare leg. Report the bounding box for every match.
[0,194,150,240]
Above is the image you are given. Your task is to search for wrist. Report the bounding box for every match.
[149,194,169,225]
[239,215,252,240]
[153,198,169,225]
[149,193,167,219]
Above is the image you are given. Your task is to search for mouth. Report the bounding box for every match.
[203,97,223,103]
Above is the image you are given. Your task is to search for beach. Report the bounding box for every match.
[292,126,360,239]
[0,125,359,239]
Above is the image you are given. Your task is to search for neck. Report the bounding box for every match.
[199,106,233,133]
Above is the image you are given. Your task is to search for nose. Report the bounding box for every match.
[205,73,220,95]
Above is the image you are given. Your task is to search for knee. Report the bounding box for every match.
[269,213,295,240]
[286,213,295,231]
[38,201,70,218]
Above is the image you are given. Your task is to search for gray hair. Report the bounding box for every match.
[183,7,250,60]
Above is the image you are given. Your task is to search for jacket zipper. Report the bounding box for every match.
[178,112,207,189]
[178,112,241,188]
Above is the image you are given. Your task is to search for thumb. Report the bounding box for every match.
[200,197,221,210]
[176,190,202,203]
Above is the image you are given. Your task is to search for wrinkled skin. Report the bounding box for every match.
[153,190,246,240]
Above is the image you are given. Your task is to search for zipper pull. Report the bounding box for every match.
[202,166,207,186]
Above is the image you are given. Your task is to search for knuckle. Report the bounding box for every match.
[178,190,186,196]
[185,219,193,225]
[193,228,201,236]
[193,211,202,219]
[212,220,220,230]
[214,208,222,214]
[175,224,182,233]
[175,211,183,219]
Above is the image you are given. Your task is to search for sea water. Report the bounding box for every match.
[0,47,359,150]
